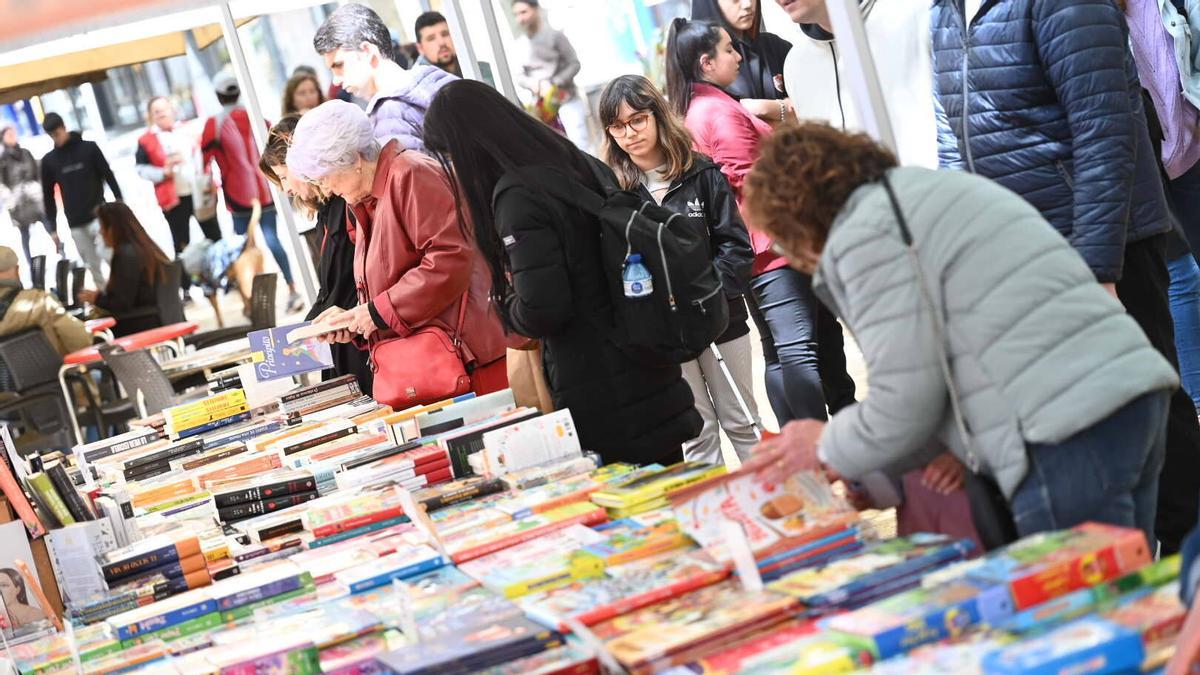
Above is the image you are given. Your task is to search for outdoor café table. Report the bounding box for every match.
[59,322,200,444]
[85,317,116,342]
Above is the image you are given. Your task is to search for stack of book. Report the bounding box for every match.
[162,389,249,440]
[278,374,362,418]
[25,459,95,527]
[591,461,726,518]
[210,470,318,524]
[98,536,212,603]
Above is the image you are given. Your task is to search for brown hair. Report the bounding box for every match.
[599,74,696,190]
[746,122,897,257]
[260,115,324,215]
[281,73,326,116]
[95,202,171,286]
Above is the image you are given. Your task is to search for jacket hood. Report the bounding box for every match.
[63,131,83,147]
[377,64,457,109]
[798,0,877,43]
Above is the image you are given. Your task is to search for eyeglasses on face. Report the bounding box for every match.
[606,113,651,137]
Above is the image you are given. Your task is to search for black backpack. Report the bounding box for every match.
[509,163,729,365]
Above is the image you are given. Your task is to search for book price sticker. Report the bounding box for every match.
[722,520,763,593]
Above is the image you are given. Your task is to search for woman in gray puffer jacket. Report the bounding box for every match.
[745,123,1180,548]
[0,126,55,269]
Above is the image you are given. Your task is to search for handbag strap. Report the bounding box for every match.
[451,289,469,348]
[879,174,982,473]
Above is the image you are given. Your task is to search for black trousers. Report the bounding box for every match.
[163,195,222,292]
[1116,232,1200,554]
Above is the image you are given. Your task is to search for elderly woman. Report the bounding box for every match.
[286,100,507,408]
[745,123,1179,546]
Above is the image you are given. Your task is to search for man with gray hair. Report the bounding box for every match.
[0,246,91,356]
[313,3,456,152]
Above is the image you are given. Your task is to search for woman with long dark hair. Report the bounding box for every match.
[260,115,372,395]
[690,0,792,123]
[667,17,853,427]
[76,202,173,336]
[281,72,326,116]
[423,79,701,466]
[598,74,756,463]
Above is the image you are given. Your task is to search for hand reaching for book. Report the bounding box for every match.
[744,419,827,482]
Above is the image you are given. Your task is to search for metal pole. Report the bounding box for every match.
[218,2,319,304]
[477,0,519,103]
[441,0,484,82]
[823,0,897,155]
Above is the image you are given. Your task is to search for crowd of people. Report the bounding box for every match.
[5,0,1200,560]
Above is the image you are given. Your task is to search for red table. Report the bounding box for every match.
[85,317,116,334]
[60,321,201,442]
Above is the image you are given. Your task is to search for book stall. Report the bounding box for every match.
[0,326,1193,674]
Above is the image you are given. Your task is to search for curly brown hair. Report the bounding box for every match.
[746,122,897,260]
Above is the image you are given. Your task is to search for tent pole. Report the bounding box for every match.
[477,0,519,103]
[440,0,484,82]
[218,1,318,305]
[823,0,896,155]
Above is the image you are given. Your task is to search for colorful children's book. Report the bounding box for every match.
[375,614,563,674]
[249,322,334,382]
[980,617,1144,675]
[590,461,726,511]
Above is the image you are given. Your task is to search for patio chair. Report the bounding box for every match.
[103,346,209,418]
[29,255,45,290]
[186,273,278,350]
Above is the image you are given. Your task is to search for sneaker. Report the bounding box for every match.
[286,291,305,314]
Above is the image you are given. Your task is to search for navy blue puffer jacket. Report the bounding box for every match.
[931,0,1171,283]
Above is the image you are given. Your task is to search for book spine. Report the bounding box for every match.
[278,375,356,404]
[102,539,199,582]
[218,492,318,522]
[251,519,306,543]
[451,508,607,563]
[179,446,247,472]
[123,439,204,470]
[212,564,242,582]
[46,463,92,521]
[0,459,43,536]
[206,422,284,450]
[310,505,406,538]
[1009,546,1124,610]
[108,555,207,588]
[173,412,252,440]
[215,574,308,611]
[344,557,447,594]
[419,478,507,512]
[219,585,316,624]
[280,427,356,456]
[306,515,410,549]
[568,569,730,629]
[113,598,217,641]
[812,543,974,606]
[214,477,317,508]
[83,433,157,462]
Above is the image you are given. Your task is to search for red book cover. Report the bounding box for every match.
[1008,525,1148,610]
[418,464,453,485]
[310,505,406,539]
[573,568,731,629]
[380,444,448,470]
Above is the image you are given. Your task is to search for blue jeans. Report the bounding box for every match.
[1009,390,1169,549]
[232,206,293,285]
[1169,253,1200,412]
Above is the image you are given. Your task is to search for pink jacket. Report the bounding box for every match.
[349,141,507,369]
[1127,1,1200,180]
[683,82,781,275]
[201,108,274,211]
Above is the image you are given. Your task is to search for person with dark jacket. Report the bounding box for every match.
[0,126,57,270]
[668,18,849,426]
[599,74,756,463]
[287,100,508,407]
[39,113,121,287]
[932,0,1200,553]
[76,203,173,337]
[423,80,702,466]
[260,115,372,395]
[691,0,791,123]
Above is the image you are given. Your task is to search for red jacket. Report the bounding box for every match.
[349,141,506,369]
[136,130,179,211]
[684,82,781,276]
[201,108,273,212]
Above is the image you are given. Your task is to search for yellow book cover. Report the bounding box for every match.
[591,462,726,509]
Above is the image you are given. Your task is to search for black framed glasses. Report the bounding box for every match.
[606,113,651,137]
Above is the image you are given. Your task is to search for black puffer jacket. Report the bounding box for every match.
[634,157,753,344]
[492,163,702,465]
[691,0,791,101]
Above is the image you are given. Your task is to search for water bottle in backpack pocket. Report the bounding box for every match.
[622,254,654,298]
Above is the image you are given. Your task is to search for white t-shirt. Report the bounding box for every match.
[641,164,672,205]
[152,125,195,197]
[782,0,938,168]
[963,0,983,23]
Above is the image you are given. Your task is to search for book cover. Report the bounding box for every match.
[78,428,160,463]
[335,545,448,594]
[213,474,317,508]
[278,425,358,457]
[1102,581,1187,644]
[307,515,412,550]
[278,374,358,405]
[578,517,690,567]
[25,472,69,527]
[211,567,312,611]
[173,412,251,440]
[587,579,797,669]
[981,617,1144,675]
[417,476,508,512]
[375,614,561,675]
[178,445,248,472]
[120,611,221,646]
[447,502,608,564]
[520,549,730,630]
[591,461,727,509]
[46,461,93,521]
[249,322,334,382]
[107,594,217,641]
[0,446,44,537]
[681,621,863,675]
[439,409,543,477]
[106,553,208,588]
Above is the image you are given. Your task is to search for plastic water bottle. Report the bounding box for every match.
[623,254,654,298]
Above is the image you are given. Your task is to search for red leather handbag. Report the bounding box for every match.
[369,293,472,409]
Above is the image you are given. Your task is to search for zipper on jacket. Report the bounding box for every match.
[690,285,722,315]
[657,219,678,311]
[959,3,976,173]
[1055,160,1075,190]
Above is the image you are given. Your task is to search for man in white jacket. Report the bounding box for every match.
[775,0,937,167]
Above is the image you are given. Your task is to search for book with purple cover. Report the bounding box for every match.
[248,322,333,382]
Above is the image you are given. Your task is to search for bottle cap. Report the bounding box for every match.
[628,254,642,264]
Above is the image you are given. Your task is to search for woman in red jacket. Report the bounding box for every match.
[666,17,855,426]
[286,100,507,407]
